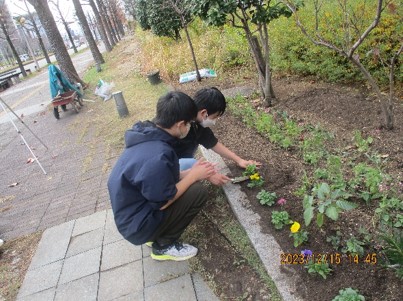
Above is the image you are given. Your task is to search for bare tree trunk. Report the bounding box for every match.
[50,0,78,53]
[96,0,117,46]
[23,0,51,64]
[63,19,78,53]
[349,57,393,128]
[242,19,275,106]
[181,16,200,81]
[27,0,84,85]
[88,0,112,51]
[71,0,104,65]
[0,22,27,77]
[110,0,125,37]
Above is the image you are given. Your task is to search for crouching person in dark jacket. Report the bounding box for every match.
[108,91,215,261]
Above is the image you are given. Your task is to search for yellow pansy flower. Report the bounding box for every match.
[249,173,260,180]
[290,221,301,233]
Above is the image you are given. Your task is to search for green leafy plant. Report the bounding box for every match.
[332,287,365,301]
[326,155,347,190]
[247,173,264,188]
[342,237,365,257]
[271,211,290,230]
[255,113,275,136]
[350,163,384,203]
[300,126,333,165]
[327,230,342,250]
[295,171,312,197]
[305,260,332,279]
[284,118,302,142]
[353,130,373,153]
[243,164,258,177]
[303,183,356,228]
[375,197,403,228]
[358,227,372,245]
[379,230,403,279]
[314,168,329,180]
[256,189,277,206]
[243,164,264,188]
[290,230,309,247]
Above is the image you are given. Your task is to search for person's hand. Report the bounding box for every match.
[208,173,231,186]
[188,159,216,181]
[237,159,262,169]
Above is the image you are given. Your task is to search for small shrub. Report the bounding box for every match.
[327,230,342,250]
[303,183,356,228]
[305,260,332,279]
[256,189,277,206]
[379,230,403,279]
[332,287,365,301]
[342,237,365,257]
[353,130,373,153]
[271,211,290,230]
[290,230,309,247]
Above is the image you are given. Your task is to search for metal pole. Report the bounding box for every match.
[0,100,47,175]
[0,97,48,150]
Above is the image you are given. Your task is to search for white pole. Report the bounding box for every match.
[0,101,47,175]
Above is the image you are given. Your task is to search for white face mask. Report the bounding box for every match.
[200,115,217,128]
[179,122,191,139]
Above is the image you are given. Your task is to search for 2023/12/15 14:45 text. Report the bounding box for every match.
[280,253,377,265]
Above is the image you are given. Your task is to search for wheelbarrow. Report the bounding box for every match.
[51,90,83,119]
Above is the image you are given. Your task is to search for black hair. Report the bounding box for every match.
[193,87,226,116]
[154,91,198,128]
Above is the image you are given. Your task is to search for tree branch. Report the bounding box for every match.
[348,0,383,57]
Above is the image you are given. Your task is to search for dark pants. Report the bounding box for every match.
[150,182,207,247]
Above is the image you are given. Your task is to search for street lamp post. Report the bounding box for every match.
[18,17,40,71]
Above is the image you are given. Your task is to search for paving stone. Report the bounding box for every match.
[101,239,142,271]
[72,210,106,236]
[66,209,95,221]
[103,225,123,246]
[192,273,219,301]
[113,291,144,301]
[98,261,143,300]
[29,221,74,269]
[143,256,189,287]
[144,274,197,301]
[66,228,104,257]
[54,273,99,301]
[17,261,63,298]
[16,287,56,301]
[142,244,152,258]
[59,247,101,284]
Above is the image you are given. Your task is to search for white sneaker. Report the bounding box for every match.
[151,242,198,261]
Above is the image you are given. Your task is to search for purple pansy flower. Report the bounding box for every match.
[301,249,312,258]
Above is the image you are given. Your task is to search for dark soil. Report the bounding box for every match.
[175,76,403,301]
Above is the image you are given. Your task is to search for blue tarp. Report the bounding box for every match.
[48,64,82,98]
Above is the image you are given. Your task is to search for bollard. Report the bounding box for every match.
[113,91,129,118]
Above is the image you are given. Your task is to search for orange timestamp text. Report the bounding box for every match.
[280,253,377,265]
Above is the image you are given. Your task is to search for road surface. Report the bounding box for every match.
[0,44,96,124]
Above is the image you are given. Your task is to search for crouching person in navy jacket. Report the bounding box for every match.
[108,91,216,261]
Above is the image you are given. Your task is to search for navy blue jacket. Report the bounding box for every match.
[107,121,179,245]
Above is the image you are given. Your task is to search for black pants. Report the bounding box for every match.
[150,182,207,247]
